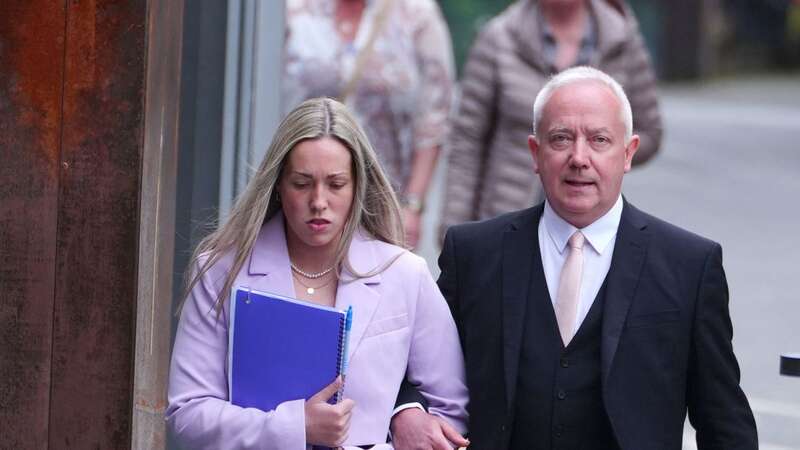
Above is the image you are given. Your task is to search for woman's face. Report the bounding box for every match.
[278,137,355,255]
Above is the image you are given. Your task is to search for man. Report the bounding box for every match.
[391,67,757,449]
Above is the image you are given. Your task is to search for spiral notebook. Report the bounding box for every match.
[228,287,353,412]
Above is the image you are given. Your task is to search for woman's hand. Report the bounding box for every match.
[305,377,355,447]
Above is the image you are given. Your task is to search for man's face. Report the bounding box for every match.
[529,80,639,228]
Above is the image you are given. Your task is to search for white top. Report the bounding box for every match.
[538,196,623,334]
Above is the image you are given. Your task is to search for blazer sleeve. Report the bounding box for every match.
[166,264,306,450]
[405,254,469,434]
[440,23,500,239]
[622,11,663,166]
[686,244,758,449]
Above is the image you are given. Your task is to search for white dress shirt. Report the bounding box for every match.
[539,196,623,334]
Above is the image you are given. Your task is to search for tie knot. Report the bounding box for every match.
[568,231,585,250]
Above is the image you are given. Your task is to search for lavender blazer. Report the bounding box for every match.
[166,213,468,449]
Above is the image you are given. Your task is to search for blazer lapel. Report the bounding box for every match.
[601,201,650,384]
[336,231,386,364]
[502,205,543,412]
[249,217,385,364]
[248,213,296,298]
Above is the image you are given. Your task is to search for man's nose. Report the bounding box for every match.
[569,138,591,168]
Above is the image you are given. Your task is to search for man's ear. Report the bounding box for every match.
[623,134,640,172]
[528,135,540,173]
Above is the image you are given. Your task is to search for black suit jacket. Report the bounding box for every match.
[428,201,757,450]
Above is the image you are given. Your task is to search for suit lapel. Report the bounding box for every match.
[502,205,543,412]
[601,201,650,384]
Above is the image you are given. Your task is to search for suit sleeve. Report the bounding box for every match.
[166,264,306,450]
[686,244,758,449]
[437,228,460,329]
[405,254,469,434]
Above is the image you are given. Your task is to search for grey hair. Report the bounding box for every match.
[532,66,633,142]
[181,97,404,314]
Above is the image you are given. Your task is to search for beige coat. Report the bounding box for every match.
[441,0,662,237]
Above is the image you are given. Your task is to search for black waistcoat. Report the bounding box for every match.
[509,275,619,450]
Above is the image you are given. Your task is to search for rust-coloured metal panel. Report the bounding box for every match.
[0,1,66,448]
[47,0,147,448]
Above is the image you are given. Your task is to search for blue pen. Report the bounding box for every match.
[335,306,354,405]
[341,306,354,376]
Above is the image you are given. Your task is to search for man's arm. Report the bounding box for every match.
[686,243,758,449]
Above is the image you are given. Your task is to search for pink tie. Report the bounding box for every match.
[555,231,585,346]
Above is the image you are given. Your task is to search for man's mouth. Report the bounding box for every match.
[564,179,594,187]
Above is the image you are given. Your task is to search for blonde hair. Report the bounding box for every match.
[182,97,404,314]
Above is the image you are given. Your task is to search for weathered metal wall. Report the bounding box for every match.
[0,1,66,447]
[1,0,147,448]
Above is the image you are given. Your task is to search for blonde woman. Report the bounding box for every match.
[166,97,468,449]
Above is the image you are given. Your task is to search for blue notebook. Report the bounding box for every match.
[228,287,353,412]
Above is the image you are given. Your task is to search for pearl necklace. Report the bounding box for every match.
[292,272,335,296]
[290,262,334,279]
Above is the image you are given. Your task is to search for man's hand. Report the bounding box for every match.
[305,377,355,447]
[390,408,469,450]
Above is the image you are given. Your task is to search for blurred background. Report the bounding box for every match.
[1,0,798,448]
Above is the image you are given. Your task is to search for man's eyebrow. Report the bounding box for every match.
[586,126,612,134]
[546,126,574,135]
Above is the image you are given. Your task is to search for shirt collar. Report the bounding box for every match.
[542,195,623,255]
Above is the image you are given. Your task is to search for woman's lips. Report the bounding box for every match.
[307,218,330,232]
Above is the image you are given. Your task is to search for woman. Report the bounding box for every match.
[283,0,455,248]
[441,0,662,239]
[166,98,468,449]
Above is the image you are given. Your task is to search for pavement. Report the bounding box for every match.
[416,74,800,449]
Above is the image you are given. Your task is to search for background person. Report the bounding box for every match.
[440,0,662,240]
[283,0,455,249]
[167,98,467,449]
[392,67,756,450]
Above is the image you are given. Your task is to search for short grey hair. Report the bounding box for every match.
[532,66,633,142]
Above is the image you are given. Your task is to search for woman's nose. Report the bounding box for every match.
[309,185,327,211]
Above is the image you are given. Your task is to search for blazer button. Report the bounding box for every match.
[557,389,566,400]
[560,357,569,368]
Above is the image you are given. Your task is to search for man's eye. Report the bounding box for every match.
[594,136,609,144]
